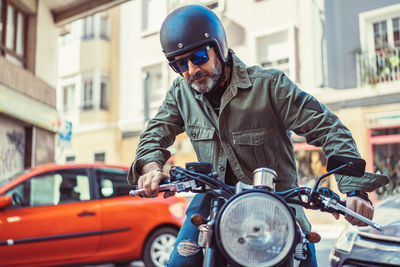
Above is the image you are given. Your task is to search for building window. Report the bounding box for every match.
[82,79,93,110]
[358,6,400,86]
[257,31,290,76]
[66,155,75,162]
[394,17,400,47]
[142,0,166,33]
[94,152,105,162]
[369,126,400,200]
[142,64,164,121]
[100,77,109,110]
[63,84,75,112]
[99,13,109,40]
[82,15,94,40]
[0,1,27,67]
[371,17,400,84]
[373,21,388,53]
[254,27,297,82]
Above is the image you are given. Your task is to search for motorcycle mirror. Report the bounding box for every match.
[327,155,365,177]
[186,162,213,175]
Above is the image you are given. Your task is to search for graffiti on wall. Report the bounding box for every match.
[0,121,25,180]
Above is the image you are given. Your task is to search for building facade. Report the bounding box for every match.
[56,7,122,165]
[57,0,399,202]
[0,0,128,182]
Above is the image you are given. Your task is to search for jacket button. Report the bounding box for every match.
[219,166,225,171]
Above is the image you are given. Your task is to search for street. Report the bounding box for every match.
[127,240,337,267]
[94,231,339,267]
[316,238,335,266]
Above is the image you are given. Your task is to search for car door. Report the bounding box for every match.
[94,168,140,256]
[0,168,101,266]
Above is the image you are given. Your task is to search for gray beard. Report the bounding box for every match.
[189,59,223,93]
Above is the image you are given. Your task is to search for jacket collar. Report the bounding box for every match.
[230,53,252,90]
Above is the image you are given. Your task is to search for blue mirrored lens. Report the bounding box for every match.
[168,47,210,73]
[190,50,209,65]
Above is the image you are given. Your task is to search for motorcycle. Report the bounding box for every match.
[130,155,387,267]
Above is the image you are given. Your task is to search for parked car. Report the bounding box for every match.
[0,163,187,267]
[330,194,400,266]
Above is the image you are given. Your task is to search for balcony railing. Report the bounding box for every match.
[356,47,400,87]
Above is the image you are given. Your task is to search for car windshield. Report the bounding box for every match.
[0,169,31,187]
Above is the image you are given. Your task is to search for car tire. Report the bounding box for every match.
[143,227,178,267]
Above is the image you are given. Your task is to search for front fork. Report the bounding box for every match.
[198,196,226,267]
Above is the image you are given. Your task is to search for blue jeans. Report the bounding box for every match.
[167,193,318,267]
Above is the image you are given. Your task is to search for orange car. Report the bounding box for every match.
[0,163,187,267]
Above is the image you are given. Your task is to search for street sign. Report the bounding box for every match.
[59,121,72,147]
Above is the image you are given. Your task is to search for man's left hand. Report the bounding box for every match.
[342,196,374,226]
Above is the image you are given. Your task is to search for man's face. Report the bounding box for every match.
[174,47,223,93]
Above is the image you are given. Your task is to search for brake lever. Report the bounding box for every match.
[320,195,383,231]
[129,180,198,197]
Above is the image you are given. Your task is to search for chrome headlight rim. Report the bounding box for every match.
[215,190,298,267]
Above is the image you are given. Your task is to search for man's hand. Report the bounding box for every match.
[138,162,169,197]
[332,196,374,226]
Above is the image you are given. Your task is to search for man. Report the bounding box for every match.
[128,4,387,266]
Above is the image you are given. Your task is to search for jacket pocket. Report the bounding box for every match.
[186,125,216,162]
[232,127,277,170]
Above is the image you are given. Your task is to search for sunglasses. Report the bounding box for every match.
[168,46,210,73]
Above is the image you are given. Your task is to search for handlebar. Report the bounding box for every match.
[129,165,383,231]
[129,178,171,197]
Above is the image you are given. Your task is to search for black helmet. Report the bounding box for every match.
[160,5,229,63]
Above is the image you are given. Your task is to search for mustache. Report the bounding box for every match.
[189,70,210,83]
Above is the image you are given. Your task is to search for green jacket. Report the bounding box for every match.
[128,53,388,232]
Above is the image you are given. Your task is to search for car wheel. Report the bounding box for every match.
[143,227,178,267]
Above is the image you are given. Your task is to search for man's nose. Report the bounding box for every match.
[187,60,200,76]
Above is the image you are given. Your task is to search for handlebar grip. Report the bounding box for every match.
[131,178,171,191]
[129,179,172,197]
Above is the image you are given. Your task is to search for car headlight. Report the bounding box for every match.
[216,191,297,267]
[333,225,358,253]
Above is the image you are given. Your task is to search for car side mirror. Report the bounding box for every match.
[0,195,12,210]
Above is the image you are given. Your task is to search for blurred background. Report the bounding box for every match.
[2,0,399,203]
[1,0,400,264]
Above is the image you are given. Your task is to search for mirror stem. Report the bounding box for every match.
[312,162,353,192]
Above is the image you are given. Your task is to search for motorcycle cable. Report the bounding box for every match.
[172,166,235,195]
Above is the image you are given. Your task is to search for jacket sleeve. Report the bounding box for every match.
[127,82,185,185]
[270,71,388,193]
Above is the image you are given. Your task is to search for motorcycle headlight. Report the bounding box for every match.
[333,225,358,253]
[216,191,297,267]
